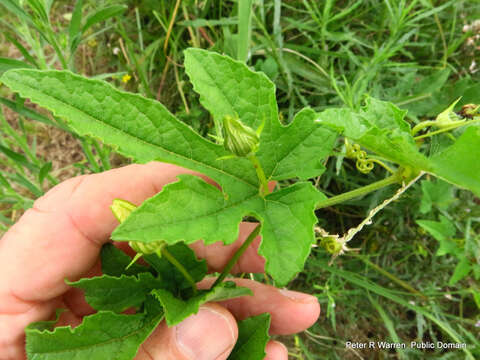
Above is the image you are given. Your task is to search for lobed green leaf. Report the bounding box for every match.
[316,98,480,196]
[68,273,163,313]
[153,281,252,326]
[416,215,458,257]
[25,310,163,360]
[0,69,258,199]
[316,97,431,171]
[184,48,278,134]
[228,313,271,360]
[419,179,454,214]
[429,126,480,196]
[184,48,337,181]
[114,178,323,285]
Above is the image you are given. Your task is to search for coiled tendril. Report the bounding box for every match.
[345,140,394,174]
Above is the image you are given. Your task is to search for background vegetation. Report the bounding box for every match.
[1,0,479,358]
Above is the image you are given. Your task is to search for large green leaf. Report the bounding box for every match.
[0,69,257,199]
[316,97,431,171]
[265,108,337,180]
[25,310,163,360]
[429,126,480,196]
[69,273,163,313]
[184,48,337,181]
[257,182,325,285]
[153,281,252,326]
[228,314,271,360]
[184,48,278,135]
[113,178,323,286]
[114,174,250,245]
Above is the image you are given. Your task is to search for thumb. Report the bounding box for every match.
[136,303,238,360]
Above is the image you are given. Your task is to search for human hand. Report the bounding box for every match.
[0,162,320,360]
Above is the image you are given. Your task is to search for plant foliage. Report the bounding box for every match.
[1,47,479,359]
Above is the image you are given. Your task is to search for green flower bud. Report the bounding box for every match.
[110,198,137,223]
[435,97,464,128]
[222,115,259,157]
[110,198,165,256]
[129,240,165,255]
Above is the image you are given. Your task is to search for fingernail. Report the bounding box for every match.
[176,306,235,360]
[279,289,317,303]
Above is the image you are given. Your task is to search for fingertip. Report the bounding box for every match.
[176,303,238,360]
[206,278,320,335]
[276,289,320,332]
[139,303,238,360]
[265,340,288,360]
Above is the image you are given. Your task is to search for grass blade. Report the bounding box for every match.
[237,0,253,62]
[0,57,34,74]
[68,0,84,53]
[82,5,127,33]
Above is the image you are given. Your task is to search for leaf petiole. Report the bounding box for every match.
[411,120,437,136]
[413,117,480,140]
[248,155,270,196]
[315,173,402,210]
[211,224,262,288]
[160,247,198,295]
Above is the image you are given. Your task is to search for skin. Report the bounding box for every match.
[0,162,320,360]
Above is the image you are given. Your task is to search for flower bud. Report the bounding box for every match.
[222,115,259,157]
[129,240,165,255]
[435,98,464,128]
[110,198,165,256]
[110,198,137,223]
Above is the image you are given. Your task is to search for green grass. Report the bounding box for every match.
[1,0,480,358]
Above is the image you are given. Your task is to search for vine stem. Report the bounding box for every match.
[411,120,437,136]
[211,224,262,288]
[161,247,198,295]
[248,155,270,196]
[413,117,480,140]
[315,173,402,210]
